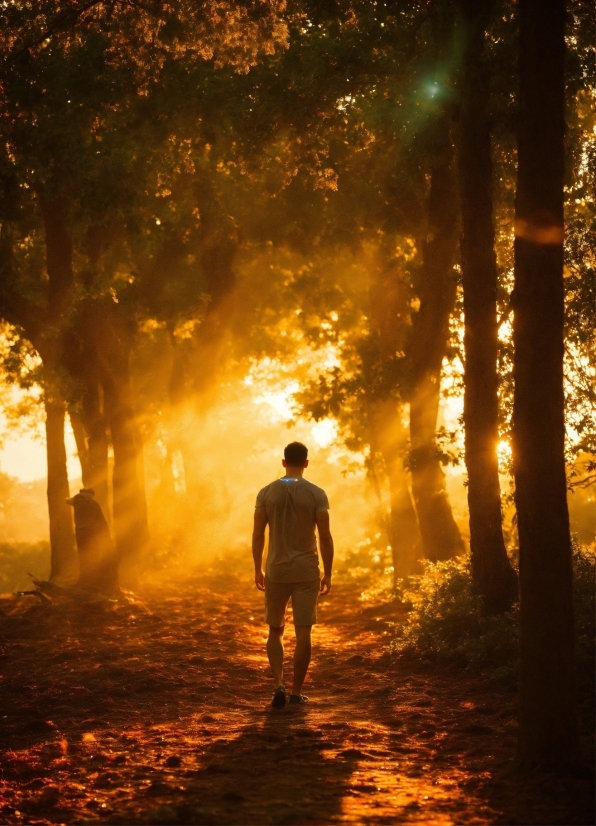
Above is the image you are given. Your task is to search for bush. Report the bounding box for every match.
[392,555,519,677]
[392,545,595,697]
[572,544,595,729]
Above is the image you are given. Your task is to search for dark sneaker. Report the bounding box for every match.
[288,694,309,704]
[272,685,286,708]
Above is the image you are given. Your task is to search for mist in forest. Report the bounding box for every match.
[2,303,593,585]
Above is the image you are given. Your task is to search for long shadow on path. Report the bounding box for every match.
[146,707,359,825]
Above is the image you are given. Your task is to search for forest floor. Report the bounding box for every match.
[0,560,593,826]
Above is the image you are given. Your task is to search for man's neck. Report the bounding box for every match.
[284,467,305,478]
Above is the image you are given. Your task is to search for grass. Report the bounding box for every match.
[0,541,50,593]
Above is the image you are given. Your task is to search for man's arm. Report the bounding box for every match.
[315,510,334,595]
[252,508,268,591]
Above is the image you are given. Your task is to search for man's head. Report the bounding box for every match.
[283,441,309,469]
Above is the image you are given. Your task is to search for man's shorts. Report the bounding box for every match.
[264,577,320,627]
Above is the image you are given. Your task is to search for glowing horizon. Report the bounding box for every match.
[0,420,81,484]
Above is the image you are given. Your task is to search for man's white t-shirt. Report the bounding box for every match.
[255,477,330,583]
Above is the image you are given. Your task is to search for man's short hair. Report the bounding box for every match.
[284,441,308,467]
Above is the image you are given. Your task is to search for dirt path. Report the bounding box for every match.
[0,566,593,825]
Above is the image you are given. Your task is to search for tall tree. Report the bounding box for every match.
[0,203,78,583]
[368,245,422,578]
[408,126,465,562]
[40,196,79,582]
[513,0,580,769]
[0,0,288,581]
[457,0,518,612]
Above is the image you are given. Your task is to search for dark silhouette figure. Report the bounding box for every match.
[66,488,120,596]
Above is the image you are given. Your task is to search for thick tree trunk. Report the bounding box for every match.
[367,244,423,578]
[513,0,579,769]
[80,372,110,521]
[106,395,149,578]
[99,301,150,577]
[408,147,465,562]
[41,196,74,319]
[45,379,77,583]
[41,196,77,581]
[371,399,422,580]
[458,0,518,612]
[79,227,111,520]
[69,410,91,485]
[386,439,422,580]
[68,386,110,523]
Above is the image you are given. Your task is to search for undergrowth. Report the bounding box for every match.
[392,554,520,677]
[0,541,50,592]
[391,543,595,724]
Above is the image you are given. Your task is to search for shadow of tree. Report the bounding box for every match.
[145,707,358,825]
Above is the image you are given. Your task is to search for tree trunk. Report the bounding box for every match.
[41,196,74,320]
[99,300,150,578]
[386,439,422,580]
[80,372,110,521]
[41,195,77,581]
[45,378,77,583]
[69,409,91,485]
[513,0,579,769]
[371,399,422,580]
[367,243,423,578]
[408,144,465,562]
[458,0,518,612]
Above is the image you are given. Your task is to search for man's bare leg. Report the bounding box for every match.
[267,625,285,688]
[292,625,312,696]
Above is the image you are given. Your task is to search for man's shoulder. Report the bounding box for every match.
[300,479,328,498]
[256,479,284,497]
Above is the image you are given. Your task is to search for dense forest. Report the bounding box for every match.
[0,1,594,823]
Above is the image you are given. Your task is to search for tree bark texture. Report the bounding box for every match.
[513,0,579,769]
[41,197,77,580]
[368,400,422,581]
[458,0,518,612]
[80,366,110,521]
[61,230,113,521]
[376,402,422,580]
[368,245,423,578]
[69,410,92,485]
[97,300,150,576]
[41,196,75,322]
[408,144,465,562]
[66,375,111,524]
[45,380,77,583]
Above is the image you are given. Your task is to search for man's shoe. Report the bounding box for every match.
[288,694,309,704]
[272,685,286,708]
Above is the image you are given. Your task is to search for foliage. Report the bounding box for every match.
[392,545,595,701]
[335,533,395,591]
[0,541,50,592]
[393,554,520,675]
[572,544,596,721]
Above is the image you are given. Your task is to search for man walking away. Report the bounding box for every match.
[252,442,334,708]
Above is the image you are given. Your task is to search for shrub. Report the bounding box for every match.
[392,555,519,676]
[572,543,595,730]
[392,544,595,698]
